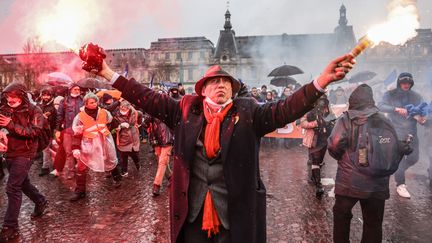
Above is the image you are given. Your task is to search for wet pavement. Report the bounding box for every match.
[1,141,431,242]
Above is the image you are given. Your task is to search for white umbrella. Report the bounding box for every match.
[46,72,72,86]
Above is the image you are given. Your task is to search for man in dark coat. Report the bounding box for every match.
[37,87,57,176]
[55,83,84,179]
[378,72,423,198]
[328,84,401,242]
[250,87,264,102]
[0,83,48,241]
[89,54,355,242]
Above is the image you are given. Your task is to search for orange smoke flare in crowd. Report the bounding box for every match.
[350,0,420,57]
[35,0,101,53]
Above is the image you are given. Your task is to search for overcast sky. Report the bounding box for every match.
[0,0,431,54]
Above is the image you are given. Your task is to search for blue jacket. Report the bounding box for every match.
[56,95,84,132]
[378,80,423,138]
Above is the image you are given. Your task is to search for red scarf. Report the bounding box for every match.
[201,100,233,237]
[202,101,233,159]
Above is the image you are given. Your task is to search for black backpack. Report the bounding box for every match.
[344,112,411,177]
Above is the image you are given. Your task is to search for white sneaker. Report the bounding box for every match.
[50,169,59,177]
[396,184,411,198]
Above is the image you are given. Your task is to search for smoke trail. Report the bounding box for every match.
[0,0,182,86]
[368,0,420,45]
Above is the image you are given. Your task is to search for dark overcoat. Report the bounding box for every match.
[113,76,323,243]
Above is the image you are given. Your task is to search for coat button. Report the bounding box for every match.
[182,192,186,196]
[174,215,180,220]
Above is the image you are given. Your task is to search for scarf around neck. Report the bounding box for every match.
[202,98,233,159]
[201,98,233,237]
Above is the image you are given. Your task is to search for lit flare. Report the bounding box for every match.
[350,0,419,57]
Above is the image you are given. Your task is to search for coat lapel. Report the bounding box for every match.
[184,102,204,164]
[220,104,237,164]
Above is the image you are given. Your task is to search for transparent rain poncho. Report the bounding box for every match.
[72,110,118,172]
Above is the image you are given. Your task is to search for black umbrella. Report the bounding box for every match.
[76,78,111,89]
[270,76,298,87]
[268,65,304,77]
[348,71,377,83]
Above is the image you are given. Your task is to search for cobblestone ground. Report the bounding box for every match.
[1,141,431,242]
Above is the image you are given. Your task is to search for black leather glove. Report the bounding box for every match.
[399,140,413,156]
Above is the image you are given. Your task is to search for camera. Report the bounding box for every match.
[79,43,106,73]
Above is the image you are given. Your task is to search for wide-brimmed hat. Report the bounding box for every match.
[195,65,240,96]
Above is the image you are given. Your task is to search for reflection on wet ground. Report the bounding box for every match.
[0,143,431,242]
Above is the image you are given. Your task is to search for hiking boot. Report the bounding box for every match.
[396,184,411,198]
[69,192,86,202]
[0,227,19,241]
[152,184,161,197]
[316,186,325,199]
[39,168,50,177]
[31,200,49,218]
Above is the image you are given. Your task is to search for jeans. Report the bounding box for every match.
[120,151,140,173]
[3,157,46,229]
[394,136,419,186]
[153,146,172,186]
[333,195,385,243]
[42,141,53,169]
[309,145,327,166]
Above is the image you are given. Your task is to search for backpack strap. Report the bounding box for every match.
[358,121,368,150]
[340,111,355,152]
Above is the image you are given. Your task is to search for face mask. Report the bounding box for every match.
[120,110,129,115]
[8,100,22,108]
[70,93,80,98]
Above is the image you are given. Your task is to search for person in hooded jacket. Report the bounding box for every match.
[37,87,57,176]
[378,72,424,198]
[169,87,183,101]
[100,93,120,113]
[53,83,84,179]
[112,100,141,176]
[144,114,174,196]
[0,83,48,241]
[300,95,335,198]
[328,84,399,243]
[69,93,120,201]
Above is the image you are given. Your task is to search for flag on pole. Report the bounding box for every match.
[149,74,154,88]
[383,69,397,87]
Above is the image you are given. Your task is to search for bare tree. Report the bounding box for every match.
[152,61,176,83]
[18,37,54,89]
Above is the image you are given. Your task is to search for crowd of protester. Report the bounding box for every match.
[0,64,431,242]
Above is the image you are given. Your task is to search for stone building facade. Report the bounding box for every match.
[1,5,431,93]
